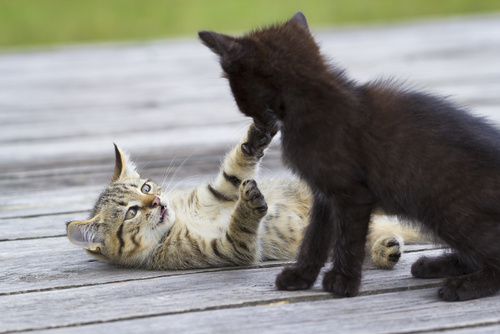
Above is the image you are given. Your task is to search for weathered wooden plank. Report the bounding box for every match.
[0,124,247,171]
[438,325,500,334]
[0,144,283,191]
[0,141,229,181]
[0,233,442,295]
[0,186,100,219]
[1,17,498,115]
[0,213,77,241]
[0,99,242,142]
[0,248,446,333]
[0,150,285,220]
[0,236,274,295]
[0,17,498,184]
[36,288,500,334]
[1,53,498,115]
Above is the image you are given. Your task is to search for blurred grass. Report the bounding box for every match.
[0,0,499,49]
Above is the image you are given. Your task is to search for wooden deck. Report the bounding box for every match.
[2,15,500,333]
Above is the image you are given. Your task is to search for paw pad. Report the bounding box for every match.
[240,179,267,214]
[371,237,402,269]
[242,124,273,157]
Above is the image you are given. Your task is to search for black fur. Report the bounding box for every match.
[199,12,500,301]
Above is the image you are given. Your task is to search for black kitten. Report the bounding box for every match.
[199,12,500,301]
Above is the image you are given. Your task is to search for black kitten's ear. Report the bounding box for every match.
[289,11,309,31]
[198,31,240,57]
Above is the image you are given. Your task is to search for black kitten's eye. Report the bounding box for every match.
[141,183,151,193]
[125,207,138,220]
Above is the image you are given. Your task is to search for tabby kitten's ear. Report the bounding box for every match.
[111,144,139,182]
[289,11,309,31]
[66,217,103,252]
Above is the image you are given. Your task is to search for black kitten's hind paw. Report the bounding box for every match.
[241,124,274,158]
[322,270,361,297]
[275,267,316,291]
[439,272,500,301]
[411,256,442,278]
[412,254,475,279]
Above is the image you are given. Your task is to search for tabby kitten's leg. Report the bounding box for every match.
[222,179,268,265]
[275,193,334,291]
[209,124,273,201]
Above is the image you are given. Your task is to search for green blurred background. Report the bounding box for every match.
[1,0,499,49]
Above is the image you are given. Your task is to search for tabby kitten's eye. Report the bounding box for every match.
[141,183,151,193]
[125,207,138,220]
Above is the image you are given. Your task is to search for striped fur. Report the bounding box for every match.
[67,124,425,270]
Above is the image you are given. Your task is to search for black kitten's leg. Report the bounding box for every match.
[275,192,334,290]
[411,252,476,278]
[322,199,372,297]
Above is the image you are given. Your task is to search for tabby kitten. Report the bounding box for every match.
[67,124,422,270]
[199,12,500,301]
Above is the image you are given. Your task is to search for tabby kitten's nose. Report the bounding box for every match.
[151,196,161,208]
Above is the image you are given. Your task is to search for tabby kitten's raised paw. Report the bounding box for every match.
[240,179,268,215]
[241,124,274,158]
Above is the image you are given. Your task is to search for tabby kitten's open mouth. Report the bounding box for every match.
[158,206,168,225]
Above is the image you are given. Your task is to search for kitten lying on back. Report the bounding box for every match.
[67,124,423,270]
[199,12,500,301]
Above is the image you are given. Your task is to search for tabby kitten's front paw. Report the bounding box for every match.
[322,270,361,297]
[371,237,402,269]
[241,124,274,158]
[240,179,268,216]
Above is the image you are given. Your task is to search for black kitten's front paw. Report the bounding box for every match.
[240,179,268,215]
[322,270,361,297]
[241,124,274,158]
[275,267,315,291]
